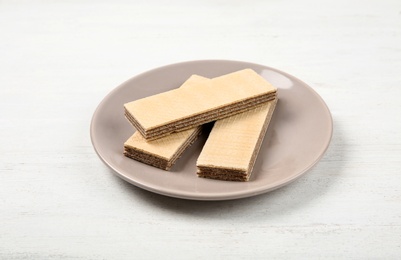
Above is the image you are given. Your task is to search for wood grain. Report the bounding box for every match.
[1,0,400,259]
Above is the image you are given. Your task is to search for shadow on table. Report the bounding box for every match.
[112,117,345,220]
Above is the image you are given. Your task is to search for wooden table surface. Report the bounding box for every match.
[1,0,400,259]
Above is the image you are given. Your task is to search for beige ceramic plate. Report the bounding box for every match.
[90,60,332,200]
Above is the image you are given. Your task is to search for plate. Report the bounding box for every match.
[90,60,333,200]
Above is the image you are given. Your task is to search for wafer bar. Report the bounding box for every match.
[124,127,202,171]
[124,75,209,170]
[196,97,278,181]
[124,69,277,140]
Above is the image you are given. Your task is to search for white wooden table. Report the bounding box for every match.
[1,1,400,259]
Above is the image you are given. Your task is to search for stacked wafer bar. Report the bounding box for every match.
[196,98,277,181]
[123,69,278,180]
[124,69,276,140]
[124,75,209,170]
[124,127,202,171]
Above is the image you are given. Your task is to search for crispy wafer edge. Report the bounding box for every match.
[125,92,276,140]
[124,126,202,171]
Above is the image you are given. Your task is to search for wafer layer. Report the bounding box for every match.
[123,75,209,170]
[196,98,278,181]
[124,69,277,140]
[124,127,202,170]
